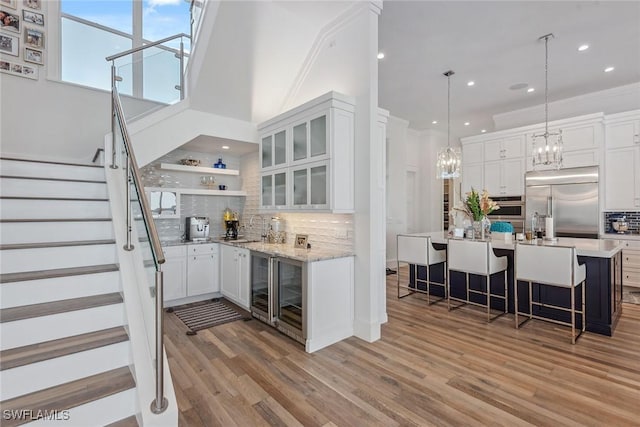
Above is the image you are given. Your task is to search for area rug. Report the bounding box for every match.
[174,300,245,334]
[622,289,640,305]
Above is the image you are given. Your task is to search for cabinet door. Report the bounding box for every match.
[484,139,504,162]
[220,246,239,301]
[462,163,483,195]
[163,256,187,301]
[237,249,251,309]
[261,174,273,207]
[560,124,598,152]
[274,171,287,207]
[503,136,525,159]
[293,122,307,162]
[463,142,484,164]
[502,158,524,195]
[274,130,287,166]
[605,147,640,209]
[310,115,327,158]
[606,120,640,149]
[309,164,328,206]
[292,168,308,206]
[261,135,272,168]
[187,253,216,296]
[483,160,502,196]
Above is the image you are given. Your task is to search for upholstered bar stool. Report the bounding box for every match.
[447,239,508,322]
[515,244,586,344]
[396,235,447,305]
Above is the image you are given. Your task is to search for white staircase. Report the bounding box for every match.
[0,158,139,427]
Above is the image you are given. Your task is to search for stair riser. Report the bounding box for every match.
[25,388,137,427]
[0,271,120,309]
[0,160,104,181]
[0,179,108,199]
[0,304,125,351]
[0,221,114,245]
[1,199,111,219]
[0,341,130,400]
[1,244,117,274]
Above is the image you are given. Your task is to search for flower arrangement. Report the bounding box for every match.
[459,188,499,221]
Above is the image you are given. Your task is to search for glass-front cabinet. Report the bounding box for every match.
[257,91,355,213]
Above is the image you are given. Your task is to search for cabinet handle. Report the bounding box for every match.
[634,134,639,144]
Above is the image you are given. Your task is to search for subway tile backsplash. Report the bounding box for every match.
[604,211,640,234]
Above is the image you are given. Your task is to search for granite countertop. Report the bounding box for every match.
[600,232,640,241]
[401,231,625,258]
[161,238,353,262]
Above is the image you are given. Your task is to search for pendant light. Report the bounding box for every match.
[436,70,461,179]
[532,33,563,169]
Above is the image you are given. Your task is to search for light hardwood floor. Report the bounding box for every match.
[165,267,640,426]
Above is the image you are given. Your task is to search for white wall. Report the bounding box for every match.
[0,76,162,163]
[284,2,384,341]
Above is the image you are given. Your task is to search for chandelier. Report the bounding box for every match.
[436,70,461,179]
[532,33,563,169]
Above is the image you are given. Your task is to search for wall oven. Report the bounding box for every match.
[486,195,525,233]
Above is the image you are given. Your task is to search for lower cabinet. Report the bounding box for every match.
[220,245,250,309]
[162,243,219,304]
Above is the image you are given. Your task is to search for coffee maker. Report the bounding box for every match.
[223,208,239,240]
[185,217,210,241]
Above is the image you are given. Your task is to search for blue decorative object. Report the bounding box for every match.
[490,221,514,233]
[213,158,226,169]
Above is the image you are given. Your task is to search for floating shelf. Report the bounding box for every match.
[160,163,240,176]
[146,187,246,197]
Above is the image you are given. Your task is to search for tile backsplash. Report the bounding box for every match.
[604,211,640,234]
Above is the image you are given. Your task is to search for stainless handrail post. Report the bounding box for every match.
[151,269,168,414]
[124,157,134,251]
[110,62,118,169]
[179,38,185,100]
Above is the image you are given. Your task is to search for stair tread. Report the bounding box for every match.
[0,293,123,323]
[0,157,103,169]
[105,415,139,427]
[0,218,112,223]
[0,327,129,371]
[0,196,108,201]
[0,175,106,184]
[0,366,135,427]
[0,240,116,250]
[0,264,119,284]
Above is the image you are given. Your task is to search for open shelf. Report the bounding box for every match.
[160,163,240,176]
[145,186,246,197]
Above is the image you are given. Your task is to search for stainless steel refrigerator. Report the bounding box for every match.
[525,166,599,238]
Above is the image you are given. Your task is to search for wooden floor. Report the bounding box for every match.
[165,267,640,426]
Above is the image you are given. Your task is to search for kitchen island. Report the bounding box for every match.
[400,232,624,336]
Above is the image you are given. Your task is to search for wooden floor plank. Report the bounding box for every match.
[0,293,123,323]
[165,267,640,427]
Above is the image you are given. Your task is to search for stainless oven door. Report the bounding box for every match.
[273,257,307,344]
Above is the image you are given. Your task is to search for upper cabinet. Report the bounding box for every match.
[258,92,355,213]
[484,136,524,161]
[604,110,640,210]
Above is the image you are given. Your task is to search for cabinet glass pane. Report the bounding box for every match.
[310,165,327,205]
[262,136,272,168]
[251,255,269,313]
[293,123,307,161]
[293,169,308,205]
[310,115,327,157]
[277,260,303,331]
[274,131,286,165]
[261,175,272,206]
[274,172,287,206]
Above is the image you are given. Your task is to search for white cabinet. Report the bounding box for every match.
[605,111,640,210]
[163,245,187,302]
[484,158,524,196]
[484,136,524,161]
[186,244,219,296]
[623,241,640,289]
[462,163,483,195]
[462,142,483,164]
[220,245,250,309]
[258,92,355,213]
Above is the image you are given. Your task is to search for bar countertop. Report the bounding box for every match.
[401,232,625,258]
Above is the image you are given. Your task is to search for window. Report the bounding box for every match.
[60,0,190,103]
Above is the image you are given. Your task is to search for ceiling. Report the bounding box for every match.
[378,1,640,139]
[180,135,257,156]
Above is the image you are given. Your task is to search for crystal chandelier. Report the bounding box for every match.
[436,70,461,179]
[532,33,563,169]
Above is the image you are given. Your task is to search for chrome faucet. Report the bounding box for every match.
[249,215,269,242]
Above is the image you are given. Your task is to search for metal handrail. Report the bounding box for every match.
[105,33,190,62]
[111,86,168,414]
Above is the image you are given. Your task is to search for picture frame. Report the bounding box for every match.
[23,0,40,10]
[0,58,38,79]
[0,0,17,10]
[24,27,43,48]
[294,234,309,249]
[0,31,19,56]
[21,9,42,26]
[24,46,42,64]
[0,9,20,32]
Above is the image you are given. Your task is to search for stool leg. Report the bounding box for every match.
[396,260,401,298]
[447,267,451,311]
[571,282,576,344]
[466,273,470,305]
[514,279,519,328]
[504,270,508,314]
[426,263,431,305]
[528,281,533,321]
[582,281,586,335]
[486,273,491,322]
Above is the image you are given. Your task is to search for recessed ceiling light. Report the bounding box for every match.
[604,66,615,72]
[377,52,385,60]
[578,44,589,52]
[481,129,487,133]
[464,122,470,126]
[222,145,230,150]
[527,87,535,93]
[432,120,438,124]
[467,81,475,87]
